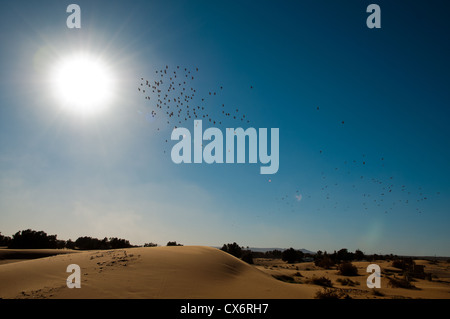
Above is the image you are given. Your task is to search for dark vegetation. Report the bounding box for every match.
[314,288,341,299]
[222,242,441,286]
[8,229,59,249]
[281,248,304,263]
[314,248,364,269]
[221,242,243,258]
[0,232,12,247]
[252,249,283,259]
[241,251,254,264]
[272,274,296,283]
[74,236,132,250]
[1,229,133,250]
[336,278,359,286]
[167,241,183,246]
[221,242,254,264]
[249,246,437,290]
[385,257,430,289]
[338,261,359,276]
[315,288,351,299]
[306,276,333,287]
[390,257,429,280]
[387,276,417,289]
[249,246,420,269]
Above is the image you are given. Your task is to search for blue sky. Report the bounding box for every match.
[0,0,449,256]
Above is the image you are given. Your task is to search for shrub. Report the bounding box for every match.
[144,242,158,247]
[388,276,416,289]
[281,248,304,263]
[307,276,333,287]
[167,241,183,246]
[354,249,365,261]
[272,274,296,283]
[0,232,11,246]
[392,258,414,271]
[221,242,242,258]
[314,256,335,269]
[241,252,254,264]
[314,288,350,299]
[392,259,428,280]
[336,278,359,286]
[337,248,353,262]
[338,262,358,276]
[392,259,405,269]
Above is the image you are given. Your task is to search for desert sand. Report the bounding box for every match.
[254,258,450,299]
[0,246,320,299]
[0,248,80,265]
[1,246,449,299]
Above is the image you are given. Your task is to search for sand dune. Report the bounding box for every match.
[2,246,448,299]
[0,246,320,299]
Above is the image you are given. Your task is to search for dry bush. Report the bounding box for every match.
[388,276,416,289]
[336,278,359,286]
[314,257,334,269]
[306,276,333,287]
[338,262,358,276]
[315,288,351,299]
[272,274,296,283]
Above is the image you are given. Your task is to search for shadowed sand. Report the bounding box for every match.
[0,246,320,299]
[0,248,80,265]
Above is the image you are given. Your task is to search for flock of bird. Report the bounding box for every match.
[275,154,437,215]
[137,66,437,216]
[137,65,250,142]
[272,107,438,216]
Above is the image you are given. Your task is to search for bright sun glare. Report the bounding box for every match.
[51,54,114,115]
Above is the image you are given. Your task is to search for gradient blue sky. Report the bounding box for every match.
[0,0,449,256]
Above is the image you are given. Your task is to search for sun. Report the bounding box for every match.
[50,53,115,115]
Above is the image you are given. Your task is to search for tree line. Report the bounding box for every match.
[0,229,187,250]
[0,229,133,250]
[0,230,417,265]
[220,243,408,265]
[220,243,307,264]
